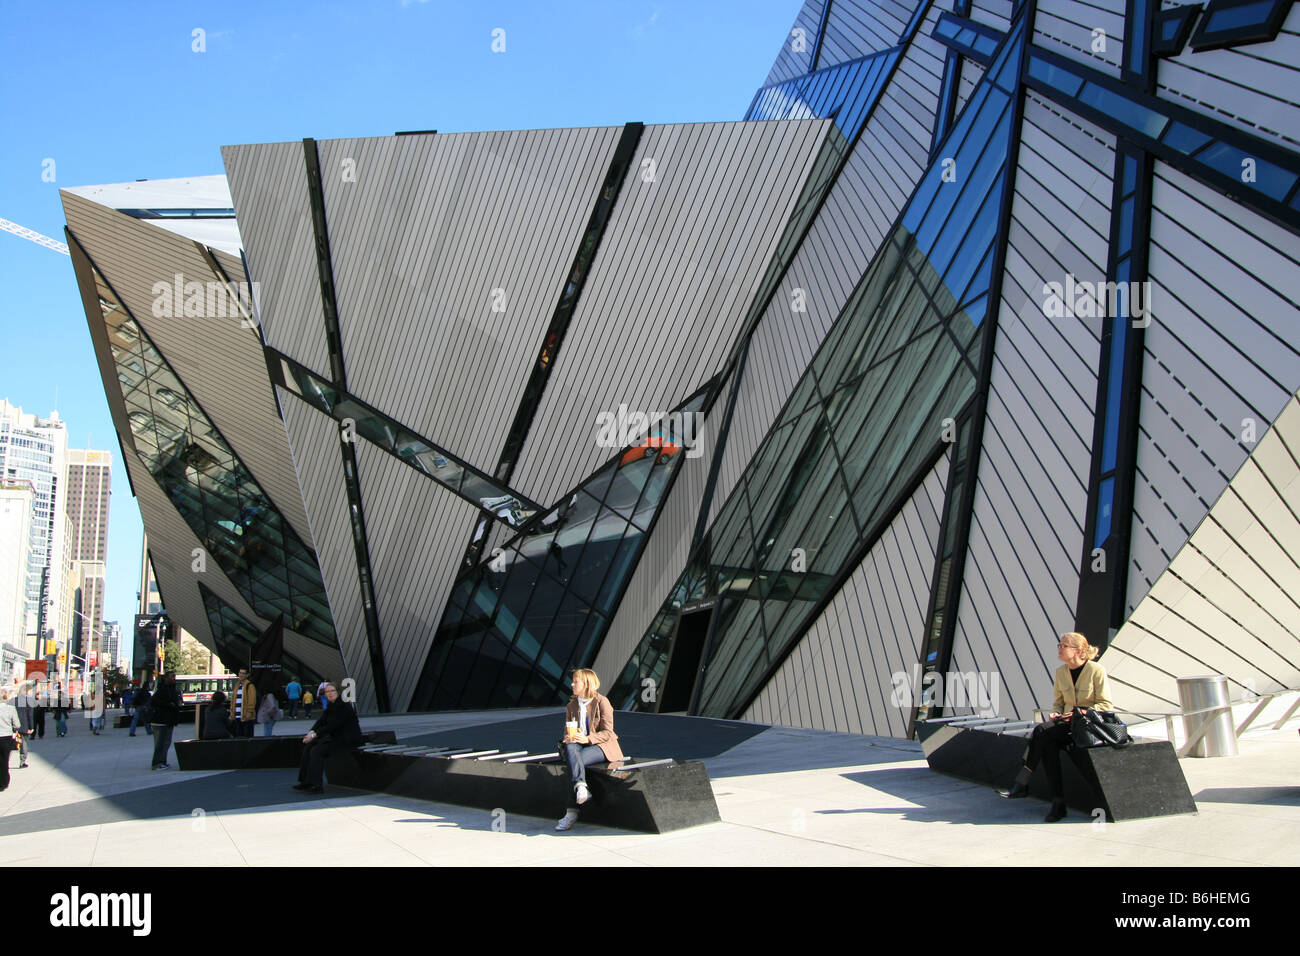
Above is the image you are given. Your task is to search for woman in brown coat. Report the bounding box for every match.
[555,668,624,831]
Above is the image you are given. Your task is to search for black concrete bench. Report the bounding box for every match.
[916,717,1197,821]
[322,745,721,834]
[174,730,398,771]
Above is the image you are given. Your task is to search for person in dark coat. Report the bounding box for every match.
[149,673,182,769]
[202,691,236,740]
[293,683,363,794]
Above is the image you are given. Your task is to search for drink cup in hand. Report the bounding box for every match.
[565,720,578,742]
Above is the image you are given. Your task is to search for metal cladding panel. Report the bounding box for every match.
[1107,393,1300,710]
[946,98,1116,723]
[513,119,832,508]
[818,0,914,67]
[60,192,313,549]
[1127,163,1300,612]
[121,437,345,680]
[969,0,1015,31]
[742,451,949,737]
[318,127,621,473]
[1156,6,1300,153]
[711,19,946,529]
[1033,0,1125,77]
[352,439,481,712]
[958,58,985,116]
[222,141,331,379]
[764,0,826,85]
[593,416,716,681]
[279,391,375,712]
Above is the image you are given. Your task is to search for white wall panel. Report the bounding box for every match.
[222,142,331,378]
[1127,162,1300,611]
[513,119,830,508]
[318,128,620,474]
[1033,0,1125,76]
[1156,5,1300,152]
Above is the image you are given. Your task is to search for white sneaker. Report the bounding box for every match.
[555,810,578,832]
[576,783,591,805]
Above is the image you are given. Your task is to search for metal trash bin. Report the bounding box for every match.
[1177,675,1238,757]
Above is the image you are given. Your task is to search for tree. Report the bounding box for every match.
[161,639,211,675]
[101,664,132,698]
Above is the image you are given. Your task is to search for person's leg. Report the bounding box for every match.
[0,740,11,789]
[263,721,274,737]
[17,734,27,766]
[151,725,168,767]
[305,741,331,789]
[297,739,315,784]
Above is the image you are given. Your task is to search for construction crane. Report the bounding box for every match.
[0,217,69,255]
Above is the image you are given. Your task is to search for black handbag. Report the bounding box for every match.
[1069,707,1131,748]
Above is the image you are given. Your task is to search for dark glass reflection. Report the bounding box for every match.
[410,390,709,710]
[200,585,324,687]
[91,267,337,648]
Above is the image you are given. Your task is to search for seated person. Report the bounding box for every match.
[555,668,624,832]
[999,631,1114,821]
[202,691,237,739]
[294,683,363,794]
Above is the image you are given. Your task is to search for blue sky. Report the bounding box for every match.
[0,0,801,659]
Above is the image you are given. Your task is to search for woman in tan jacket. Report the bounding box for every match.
[1000,632,1114,821]
[555,668,624,832]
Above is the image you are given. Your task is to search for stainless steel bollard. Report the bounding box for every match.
[1177,675,1238,757]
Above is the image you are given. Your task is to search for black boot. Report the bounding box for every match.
[1044,800,1067,822]
[998,766,1032,799]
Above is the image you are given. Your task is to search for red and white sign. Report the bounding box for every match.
[88,650,99,667]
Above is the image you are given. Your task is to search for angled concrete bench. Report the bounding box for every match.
[322,745,720,833]
[173,730,398,771]
[916,717,1197,822]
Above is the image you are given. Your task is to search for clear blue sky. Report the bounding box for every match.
[0,0,800,657]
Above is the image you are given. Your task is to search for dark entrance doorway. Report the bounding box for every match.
[657,605,712,714]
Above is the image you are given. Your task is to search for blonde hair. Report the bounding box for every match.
[572,669,600,696]
[1060,632,1099,661]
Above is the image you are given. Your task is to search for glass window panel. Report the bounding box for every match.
[1027,56,1085,97]
[1196,141,1295,200]
[1204,0,1277,31]
[1160,122,1213,156]
[568,509,629,604]
[1078,83,1169,139]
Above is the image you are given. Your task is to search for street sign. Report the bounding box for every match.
[88,650,98,667]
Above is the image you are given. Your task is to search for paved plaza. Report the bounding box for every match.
[0,703,1295,867]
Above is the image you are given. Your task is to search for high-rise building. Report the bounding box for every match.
[0,480,35,649]
[62,0,1300,726]
[67,448,111,660]
[101,619,122,670]
[0,399,70,657]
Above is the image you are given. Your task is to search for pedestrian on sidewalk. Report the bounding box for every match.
[32,684,46,739]
[285,679,302,719]
[301,688,314,719]
[0,687,24,791]
[230,669,257,738]
[14,684,33,768]
[129,683,153,736]
[52,685,70,738]
[149,673,182,770]
[257,689,282,737]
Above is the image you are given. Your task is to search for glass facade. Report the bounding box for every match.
[410,389,710,711]
[199,584,324,687]
[746,47,899,144]
[87,260,338,649]
[612,17,1028,719]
